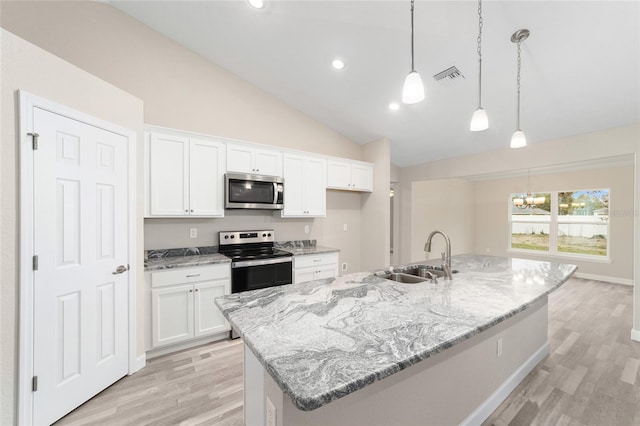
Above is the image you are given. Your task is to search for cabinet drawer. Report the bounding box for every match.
[151,264,230,288]
[294,252,338,269]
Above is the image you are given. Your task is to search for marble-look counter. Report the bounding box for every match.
[275,240,339,256]
[215,254,576,412]
[144,246,230,271]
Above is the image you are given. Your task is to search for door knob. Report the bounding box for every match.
[112,264,129,275]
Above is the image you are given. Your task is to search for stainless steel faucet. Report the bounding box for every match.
[424,230,453,280]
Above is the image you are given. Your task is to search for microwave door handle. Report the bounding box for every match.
[273,182,278,204]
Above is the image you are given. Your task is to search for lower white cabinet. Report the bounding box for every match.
[151,264,230,348]
[294,252,339,284]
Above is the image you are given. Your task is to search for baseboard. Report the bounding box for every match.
[573,272,633,286]
[133,353,146,373]
[146,331,230,360]
[461,341,550,426]
[631,329,640,342]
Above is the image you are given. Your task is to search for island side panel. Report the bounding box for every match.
[245,346,265,426]
[253,297,549,426]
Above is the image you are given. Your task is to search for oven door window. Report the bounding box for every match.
[232,261,292,293]
[228,179,276,205]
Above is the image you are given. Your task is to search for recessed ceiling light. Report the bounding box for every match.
[389,102,400,111]
[331,59,345,70]
[248,0,265,9]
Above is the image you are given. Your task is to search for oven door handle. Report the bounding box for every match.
[232,257,293,268]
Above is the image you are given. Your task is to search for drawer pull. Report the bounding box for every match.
[313,259,321,262]
[186,274,201,278]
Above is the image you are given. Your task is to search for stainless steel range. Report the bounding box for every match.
[218,230,293,294]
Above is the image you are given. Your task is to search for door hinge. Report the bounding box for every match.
[32,255,39,271]
[32,376,38,392]
[27,132,40,150]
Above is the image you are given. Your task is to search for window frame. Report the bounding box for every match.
[508,188,610,261]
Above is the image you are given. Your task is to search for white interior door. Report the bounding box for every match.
[32,107,129,425]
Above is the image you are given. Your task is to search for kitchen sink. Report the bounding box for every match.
[402,265,459,278]
[379,272,430,284]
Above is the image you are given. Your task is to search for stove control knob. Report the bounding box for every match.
[262,233,267,237]
[268,233,272,237]
[224,235,229,239]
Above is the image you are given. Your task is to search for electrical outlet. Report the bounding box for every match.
[190,228,197,239]
[497,338,503,357]
[266,397,277,426]
[485,247,491,253]
[341,262,348,272]
[304,225,310,234]
[343,223,348,232]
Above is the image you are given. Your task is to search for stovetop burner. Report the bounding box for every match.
[218,230,292,261]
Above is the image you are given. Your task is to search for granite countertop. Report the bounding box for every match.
[144,247,230,271]
[283,245,339,256]
[215,254,577,412]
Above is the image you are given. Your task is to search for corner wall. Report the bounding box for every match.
[0,29,145,426]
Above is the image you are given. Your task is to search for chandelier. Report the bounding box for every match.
[513,170,545,209]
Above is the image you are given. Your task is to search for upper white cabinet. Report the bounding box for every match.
[145,129,225,217]
[226,144,282,177]
[327,159,373,192]
[282,154,326,217]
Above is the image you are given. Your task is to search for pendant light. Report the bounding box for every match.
[510,29,530,149]
[470,0,488,131]
[402,0,425,104]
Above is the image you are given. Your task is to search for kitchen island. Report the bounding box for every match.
[215,254,577,425]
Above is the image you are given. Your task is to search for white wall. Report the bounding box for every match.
[411,179,475,263]
[0,29,145,426]
[473,165,634,281]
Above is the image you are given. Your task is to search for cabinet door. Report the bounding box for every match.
[294,268,316,285]
[152,285,194,347]
[351,164,373,192]
[327,160,351,190]
[304,157,327,216]
[226,144,254,173]
[189,139,225,217]
[194,280,230,337]
[315,264,339,280]
[282,154,305,217]
[254,148,282,176]
[148,133,189,216]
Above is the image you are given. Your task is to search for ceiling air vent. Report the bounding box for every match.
[433,66,465,87]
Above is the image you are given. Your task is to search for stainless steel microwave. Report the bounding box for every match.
[225,173,284,210]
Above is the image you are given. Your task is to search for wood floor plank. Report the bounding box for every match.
[54,278,640,426]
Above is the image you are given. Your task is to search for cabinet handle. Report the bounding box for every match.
[185,209,188,212]
[189,289,193,293]
[186,274,201,278]
[190,209,194,213]
[195,288,199,292]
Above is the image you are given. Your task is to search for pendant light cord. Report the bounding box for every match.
[410,0,415,72]
[477,0,483,108]
[516,40,522,131]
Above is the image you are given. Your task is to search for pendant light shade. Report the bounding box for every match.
[402,71,425,104]
[470,0,488,131]
[510,130,527,149]
[402,0,424,105]
[470,108,489,131]
[510,29,530,149]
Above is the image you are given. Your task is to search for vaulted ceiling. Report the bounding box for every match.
[109,1,640,167]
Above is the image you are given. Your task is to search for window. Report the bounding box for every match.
[509,189,609,259]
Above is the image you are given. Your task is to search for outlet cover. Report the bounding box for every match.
[190,228,197,239]
[341,262,348,272]
[266,397,277,426]
[304,225,310,234]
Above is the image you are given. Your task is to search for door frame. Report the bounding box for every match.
[17,91,138,425]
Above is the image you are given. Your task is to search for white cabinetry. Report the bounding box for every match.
[282,154,327,217]
[226,143,282,176]
[151,264,230,348]
[294,252,339,284]
[145,129,225,217]
[327,159,373,192]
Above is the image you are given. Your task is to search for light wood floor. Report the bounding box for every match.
[56,278,640,426]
